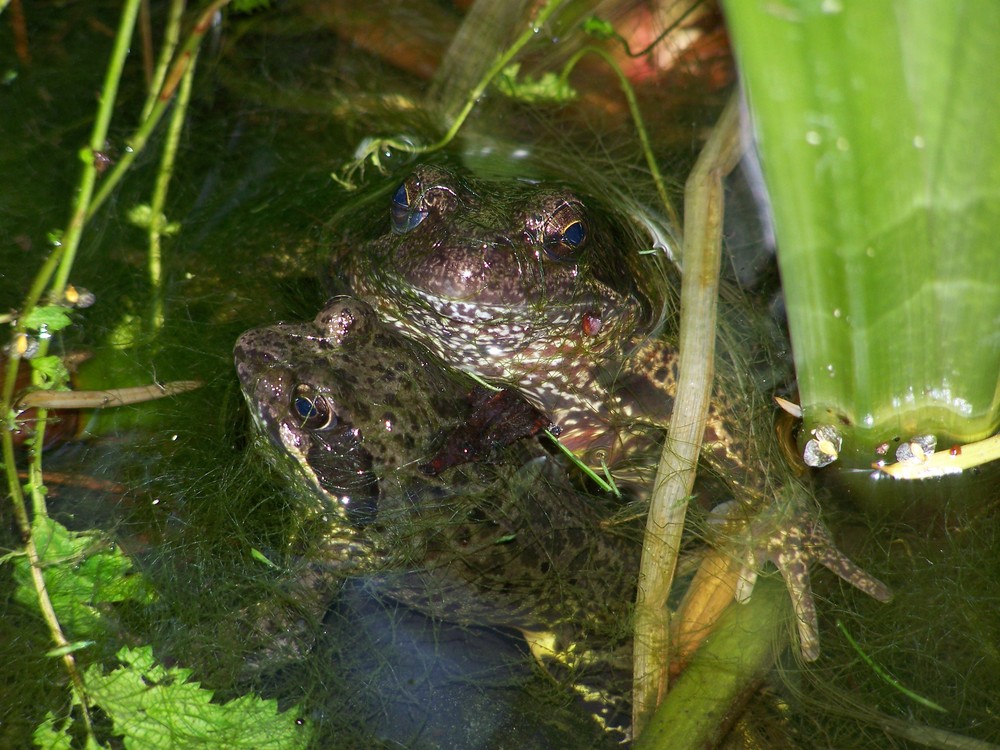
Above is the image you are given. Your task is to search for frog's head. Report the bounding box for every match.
[234,297,457,523]
[351,165,654,381]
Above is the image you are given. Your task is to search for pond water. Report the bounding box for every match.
[3,2,1000,749]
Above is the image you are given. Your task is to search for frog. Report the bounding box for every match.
[233,296,641,667]
[347,164,893,660]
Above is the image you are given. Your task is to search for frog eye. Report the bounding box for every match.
[559,220,586,248]
[543,220,588,261]
[292,386,338,430]
[538,198,587,261]
[391,182,429,234]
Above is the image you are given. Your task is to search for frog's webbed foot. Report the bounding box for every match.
[732,504,892,661]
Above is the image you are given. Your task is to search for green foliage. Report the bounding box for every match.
[126,204,181,236]
[29,356,71,389]
[493,63,578,105]
[21,306,74,333]
[582,16,616,41]
[34,646,309,749]
[11,518,312,748]
[724,0,1000,461]
[12,517,155,640]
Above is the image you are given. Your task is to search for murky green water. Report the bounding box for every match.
[3,3,1000,749]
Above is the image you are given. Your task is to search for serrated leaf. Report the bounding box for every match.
[21,306,73,333]
[12,517,155,639]
[32,712,75,750]
[30,355,71,388]
[83,646,310,749]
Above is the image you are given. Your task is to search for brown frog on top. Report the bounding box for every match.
[348,164,892,660]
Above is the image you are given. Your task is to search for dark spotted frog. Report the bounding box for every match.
[234,296,639,656]
[348,165,892,659]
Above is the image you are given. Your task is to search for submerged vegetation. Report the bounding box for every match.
[2,1,1000,749]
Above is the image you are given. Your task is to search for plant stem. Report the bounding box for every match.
[633,574,787,750]
[558,45,679,230]
[148,41,199,333]
[0,4,145,740]
[632,92,742,735]
[87,0,231,222]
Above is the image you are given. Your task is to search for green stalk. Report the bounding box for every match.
[88,0,231,222]
[633,574,788,750]
[723,1,1000,466]
[336,0,569,187]
[0,1,144,740]
[148,43,199,332]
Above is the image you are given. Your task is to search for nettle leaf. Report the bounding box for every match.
[21,305,73,333]
[83,646,310,749]
[12,517,155,639]
[30,355,71,387]
[32,712,75,750]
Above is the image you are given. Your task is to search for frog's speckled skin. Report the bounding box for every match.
[347,165,892,660]
[234,297,639,645]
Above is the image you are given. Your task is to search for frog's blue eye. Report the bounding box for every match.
[560,220,586,248]
[391,183,428,234]
[294,396,318,419]
[543,219,587,261]
[292,388,337,430]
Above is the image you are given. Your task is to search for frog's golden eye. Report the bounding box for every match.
[292,385,338,431]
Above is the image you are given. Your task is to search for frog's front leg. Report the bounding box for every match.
[730,488,892,661]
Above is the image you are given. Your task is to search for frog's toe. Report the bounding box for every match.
[735,512,891,661]
[806,520,893,603]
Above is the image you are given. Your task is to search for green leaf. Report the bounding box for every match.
[29,355,71,388]
[21,306,73,333]
[250,547,280,569]
[107,313,143,349]
[126,204,181,235]
[12,517,155,639]
[493,63,577,105]
[32,712,75,750]
[82,646,310,749]
[583,16,617,40]
[724,0,1000,461]
[46,640,96,658]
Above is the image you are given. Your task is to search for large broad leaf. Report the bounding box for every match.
[724,0,1000,465]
